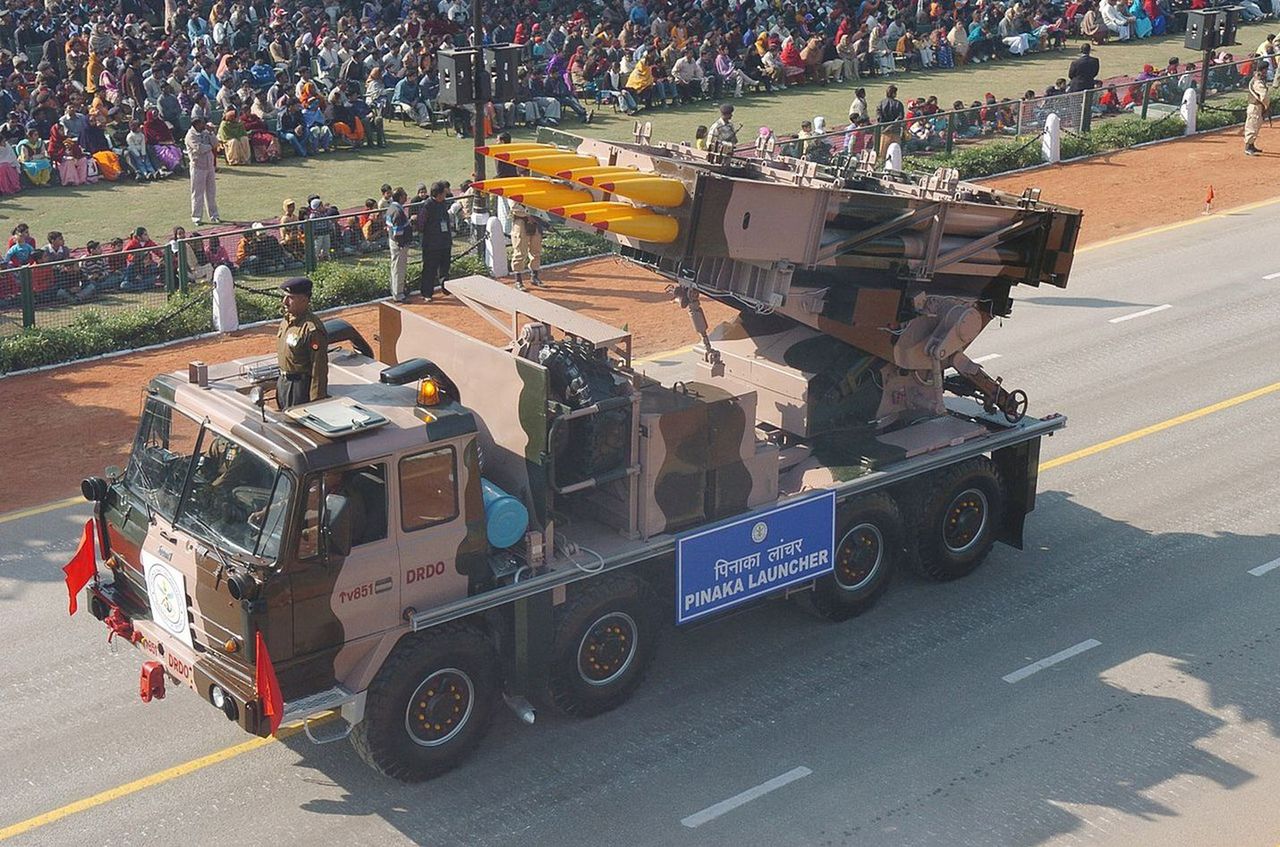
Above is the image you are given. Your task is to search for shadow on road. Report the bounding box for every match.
[262,489,1280,846]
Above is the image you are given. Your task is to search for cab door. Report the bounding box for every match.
[289,462,401,659]
[395,444,472,613]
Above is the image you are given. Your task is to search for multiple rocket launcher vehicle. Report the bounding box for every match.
[473,131,1082,442]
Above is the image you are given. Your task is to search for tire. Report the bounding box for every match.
[808,493,903,621]
[349,623,498,782]
[543,574,660,717]
[909,457,1006,581]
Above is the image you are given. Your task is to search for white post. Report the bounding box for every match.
[1042,112,1061,164]
[885,141,903,171]
[1181,88,1198,135]
[211,264,238,332]
[486,214,508,278]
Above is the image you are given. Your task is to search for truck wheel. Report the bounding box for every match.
[809,493,902,621]
[349,623,497,782]
[910,457,1006,581]
[543,574,659,717]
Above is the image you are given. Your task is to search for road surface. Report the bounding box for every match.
[2,204,1280,846]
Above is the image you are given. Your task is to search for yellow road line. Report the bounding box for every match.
[0,718,324,842]
[1076,194,1280,254]
[1039,380,1280,472]
[0,495,83,525]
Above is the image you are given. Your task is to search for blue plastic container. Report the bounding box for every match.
[481,479,530,549]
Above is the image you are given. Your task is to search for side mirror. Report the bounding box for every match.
[324,493,353,558]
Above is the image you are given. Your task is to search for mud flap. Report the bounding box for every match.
[508,591,554,697]
[992,436,1041,550]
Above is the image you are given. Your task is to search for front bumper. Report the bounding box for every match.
[87,581,271,737]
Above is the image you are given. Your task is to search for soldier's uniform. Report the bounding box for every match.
[510,204,543,291]
[1245,72,1270,155]
[276,277,328,409]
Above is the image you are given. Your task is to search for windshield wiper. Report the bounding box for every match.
[179,509,255,589]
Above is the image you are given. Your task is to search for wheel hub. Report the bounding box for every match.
[404,668,474,747]
[943,488,989,554]
[835,522,883,591]
[578,611,638,686]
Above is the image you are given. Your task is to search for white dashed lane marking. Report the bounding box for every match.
[680,767,813,828]
[1109,304,1172,324]
[1248,557,1280,576]
[1002,639,1102,684]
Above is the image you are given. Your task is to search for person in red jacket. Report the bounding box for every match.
[121,226,161,292]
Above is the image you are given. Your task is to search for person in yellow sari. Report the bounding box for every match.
[217,109,251,165]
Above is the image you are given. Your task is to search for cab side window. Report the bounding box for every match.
[399,448,458,532]
[298,463,389,559]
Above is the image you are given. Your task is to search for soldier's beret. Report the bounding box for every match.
[280,276,313,296]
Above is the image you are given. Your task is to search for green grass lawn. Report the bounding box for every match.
[3,25,1266,244]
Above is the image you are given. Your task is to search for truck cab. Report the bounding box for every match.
[86,342,491,737]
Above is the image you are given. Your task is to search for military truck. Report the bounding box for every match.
[70,136,1081,781]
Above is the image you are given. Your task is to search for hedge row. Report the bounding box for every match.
[0,228,611,374]
[903,97,1247,179]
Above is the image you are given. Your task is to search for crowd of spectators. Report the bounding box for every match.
[1,0,1238,198]
[0,178,487,305]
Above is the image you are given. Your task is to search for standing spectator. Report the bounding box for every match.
[185,116,220,224]
[385,186,411,301]
[848,87,869,123]
[708,103,739,146]
[510,204,544,290]
[419,180,452,302]
[876,85,906,160]
[1068,44,1100,92]
[309,197,334,260]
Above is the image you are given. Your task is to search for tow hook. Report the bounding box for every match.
[104,606,139,644]
[140,661,166,702]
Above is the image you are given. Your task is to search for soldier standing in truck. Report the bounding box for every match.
[276,276,328,409]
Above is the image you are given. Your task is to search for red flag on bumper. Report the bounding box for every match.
[62,519,97,616]
[255,631,284,735]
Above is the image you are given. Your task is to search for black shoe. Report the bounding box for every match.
[1246,145,1260,156]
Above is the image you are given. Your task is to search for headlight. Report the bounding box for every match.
[210,685,226,710]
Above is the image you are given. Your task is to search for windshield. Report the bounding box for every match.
[124,396,293,560]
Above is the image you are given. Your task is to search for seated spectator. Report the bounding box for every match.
[124,119,159,180]
[218,109,252,165]
[198,234,233,270]
[672,48,705,103]
[4,224,36,266]
[121,226,160,292]
[47,124,88,186]
[327,88,366,147]
[169,226,211,283]
[1081,3,1108,44]
[142,109,182,174]
[79,239,109,300]
[278,99,310,156]
[360,198,387,250]
[0,142,20,195]
[1129,0,1154,38]
[302,100,335,152]
[242,111,281,162]
[235,222,295,275]
[44,230,77,297]
[1102,0,1135,41]
[17,125,53,186]
[393,69,433,128]
[779,36,807,83]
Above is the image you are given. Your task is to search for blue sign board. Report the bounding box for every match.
[676,491,836,625]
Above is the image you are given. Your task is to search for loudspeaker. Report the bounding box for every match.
[1184,9,1218,51]
[438,49,490,105]
[485,44,523,101]
[1218,6,1241,47]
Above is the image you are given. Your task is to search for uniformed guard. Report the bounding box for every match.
[276,276,328,409]
[1245,65,1270,156]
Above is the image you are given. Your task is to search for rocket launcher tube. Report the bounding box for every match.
[551,202,656,223]
[561,166,645,184]
[513,153,600,177]
[595,213,680,244]
[471,177,558,197]
[501,185,595,208]
[479,142,560,160]
[588,175,687,207]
